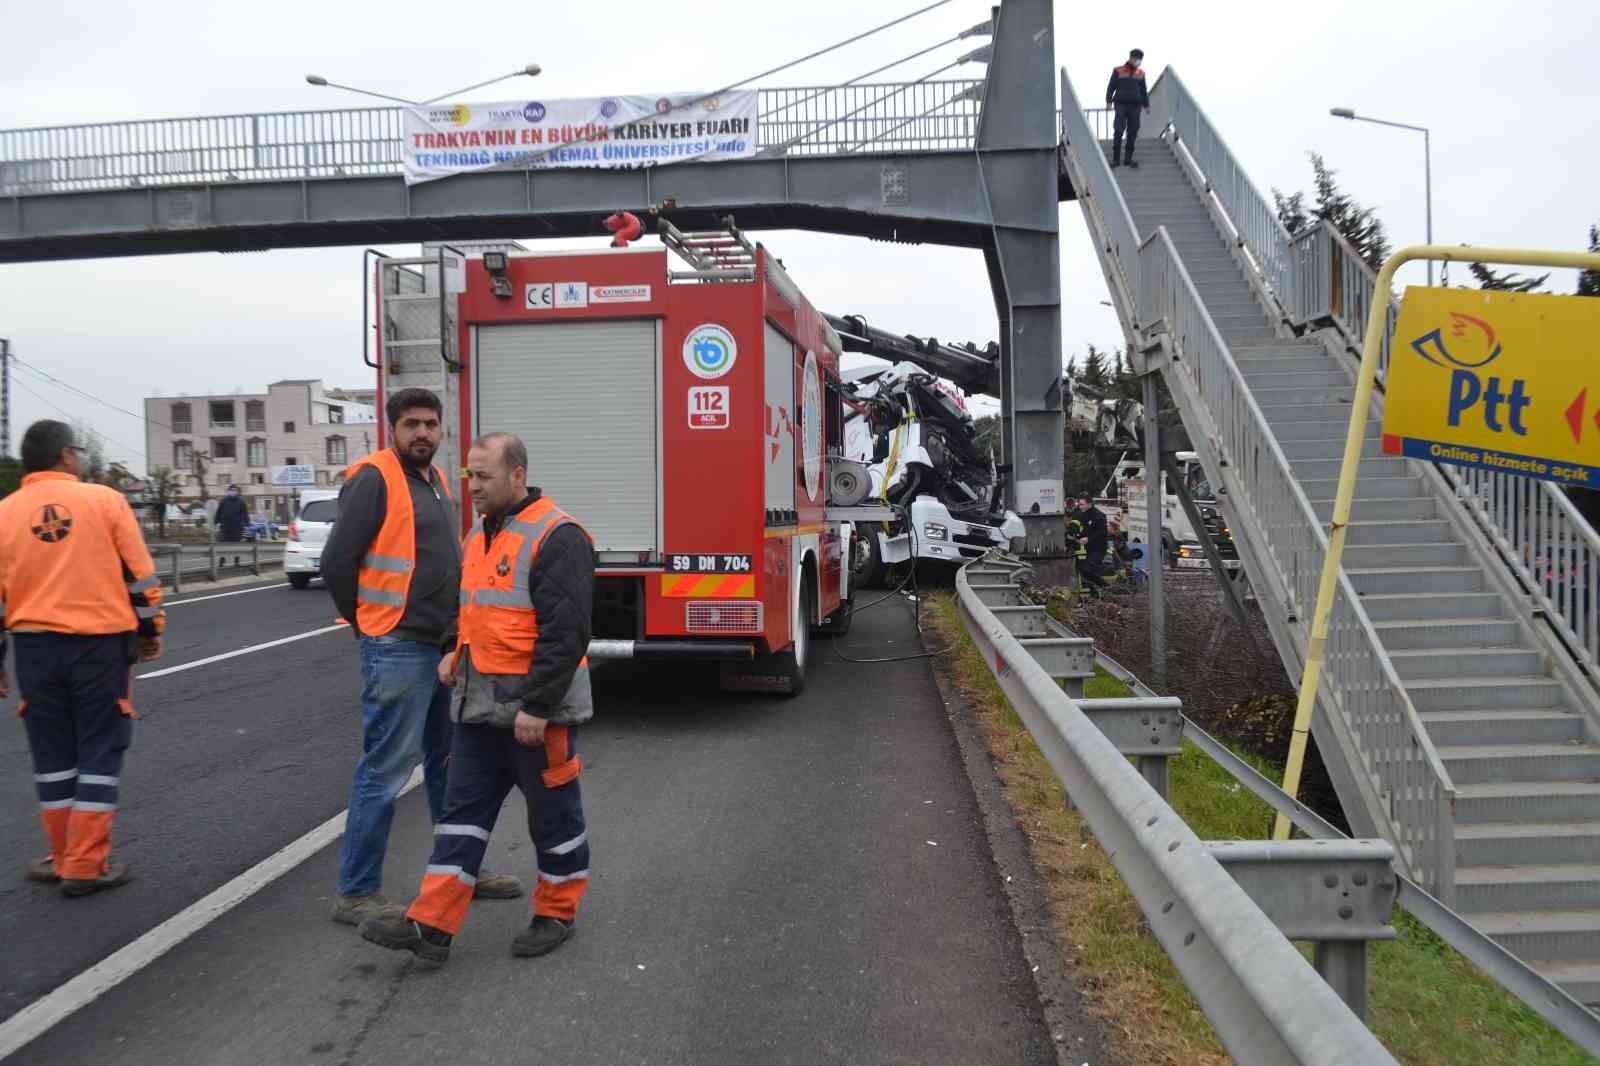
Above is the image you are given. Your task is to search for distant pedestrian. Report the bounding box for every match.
[1106,48,1150,169]
[1074,493,1110,597]
[214,485,249,543]
[360,432,595,964]
[0,420,165,897]
[321,388,524,930]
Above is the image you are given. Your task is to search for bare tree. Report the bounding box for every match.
[146,466,182,538]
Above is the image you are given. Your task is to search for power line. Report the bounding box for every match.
[8,374,148,460]
[9,353,176,431]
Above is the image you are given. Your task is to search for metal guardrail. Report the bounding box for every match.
[151,542,281,592]
[1139,226,1457,899]
[1286,221,1600,676]
[0,81,986,195]
[954,558,1399,1064]
[1096,642,1600,1057]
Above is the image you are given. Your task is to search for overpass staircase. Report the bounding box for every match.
[1058,65,1600,1004]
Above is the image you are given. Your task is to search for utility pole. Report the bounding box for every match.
[1,338,11,460]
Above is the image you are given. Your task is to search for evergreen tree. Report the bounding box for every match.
[1078,344,1109,389]
[0,456,21,499]
[1466,261,1549,293]
[1272,189,1310,236]
[1308,153,1390,271]
[1578,223,1600,297]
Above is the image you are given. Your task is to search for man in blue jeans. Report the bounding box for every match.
[321,387,523,926]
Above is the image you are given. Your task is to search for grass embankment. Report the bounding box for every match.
[925,592,1593,1066]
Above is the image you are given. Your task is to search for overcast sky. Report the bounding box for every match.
[2,0,1595,475]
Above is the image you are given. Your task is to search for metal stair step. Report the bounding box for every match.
[1347,565,1483,595]
[1469,908,1600,963]
[1342,519,1458,546]
[1208,313,1276,334]
[1457,864,1600,913]
[1244,371,1352,393]
[1360,591,1507,620]
[1291,456,1409,480]
[1343,542,1468,569]
[1456,821,1600,866]
[1438,741,1599,783]
[1371,617,1521,650]
[1259,402,1365,425]
[1280,437,1394,462]
[1302,476,1427,501]
[1276,419,1383,443]
[1410,676,1567,712]
[1312,495,1436,521]
[1530,960,1600,1005]
[1250,385,1356,406]
[1418,705,1578,744]
[1455,782,1600,825]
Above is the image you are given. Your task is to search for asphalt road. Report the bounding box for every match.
[1,581,1071,1064]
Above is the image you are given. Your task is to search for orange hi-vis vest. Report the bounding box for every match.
[0,471,165,637]
[457,496,591,676]
[343,448,453,637]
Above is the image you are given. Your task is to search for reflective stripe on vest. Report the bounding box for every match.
[344,449,452,636]
[456,497,591,675]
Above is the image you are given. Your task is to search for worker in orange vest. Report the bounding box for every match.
[0,420,165,897]
[321,388,523,928]
[360,431,595,964]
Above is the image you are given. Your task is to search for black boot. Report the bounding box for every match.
[512,916,574,958]
[1125,154,1139,169]
[1110,146,1122,168]
[359,914,452,964]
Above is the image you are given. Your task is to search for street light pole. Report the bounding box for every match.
[306,64,542,108]
[1329,108,1435,286]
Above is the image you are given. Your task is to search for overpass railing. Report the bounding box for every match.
[1057,72,1140,314]
[0,80,986,196]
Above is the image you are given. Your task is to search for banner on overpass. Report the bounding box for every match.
[402,92,759,185]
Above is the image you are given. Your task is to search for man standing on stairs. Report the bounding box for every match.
[1106,48,1150,168]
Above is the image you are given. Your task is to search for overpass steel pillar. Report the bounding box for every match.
[977,0,1065,549]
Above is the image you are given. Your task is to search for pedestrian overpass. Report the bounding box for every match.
[1056,65,1600,1003]
[4,0,1600,1010]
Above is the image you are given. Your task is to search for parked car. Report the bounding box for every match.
[284,489,340,589]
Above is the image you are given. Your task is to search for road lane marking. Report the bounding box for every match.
[164,583,290,606]
[0,768,424,1059]
[136,623,349,679]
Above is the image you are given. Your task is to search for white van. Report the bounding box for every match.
[284,488,342,589]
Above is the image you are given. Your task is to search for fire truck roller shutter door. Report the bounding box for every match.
[476,321,659,552]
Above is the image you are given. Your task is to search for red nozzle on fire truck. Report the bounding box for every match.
[364,221,893,695]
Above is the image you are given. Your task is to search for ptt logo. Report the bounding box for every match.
[1411,313,1530,436]
[523,101,546,123]
[683,324,738,380]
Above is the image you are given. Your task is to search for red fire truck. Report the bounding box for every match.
[365,223,878,694]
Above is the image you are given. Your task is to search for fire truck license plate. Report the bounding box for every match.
[670,554,752,573]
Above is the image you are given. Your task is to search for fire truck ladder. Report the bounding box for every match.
[363,245,464,374]
[659,217,758,282]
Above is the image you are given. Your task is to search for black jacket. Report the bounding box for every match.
[321,455,462,647]
[1106,64,1149,108]
[1079,506,1109,556]
[473,490,594,718]
[214,495,249,531]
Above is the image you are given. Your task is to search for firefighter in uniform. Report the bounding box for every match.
[360,432,595,964]
[0,420,164,896]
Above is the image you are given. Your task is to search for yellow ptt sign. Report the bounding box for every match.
[1382,287,1600,487]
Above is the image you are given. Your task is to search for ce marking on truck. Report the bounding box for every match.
[670,554,753,574]
[525,283,555,310]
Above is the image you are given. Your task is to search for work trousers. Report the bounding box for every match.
[337,636,451,896]
[408,720,589,936]
[1078,551,1108,594]
[14,633,136,881]
[1112,103,1142,162]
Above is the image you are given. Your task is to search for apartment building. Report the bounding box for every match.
[144,379,378,521]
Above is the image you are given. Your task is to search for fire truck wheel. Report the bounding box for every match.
[771,580,812,698]
[853,531,887,590]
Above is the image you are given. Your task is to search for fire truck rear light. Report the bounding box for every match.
[686,601,763,633]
